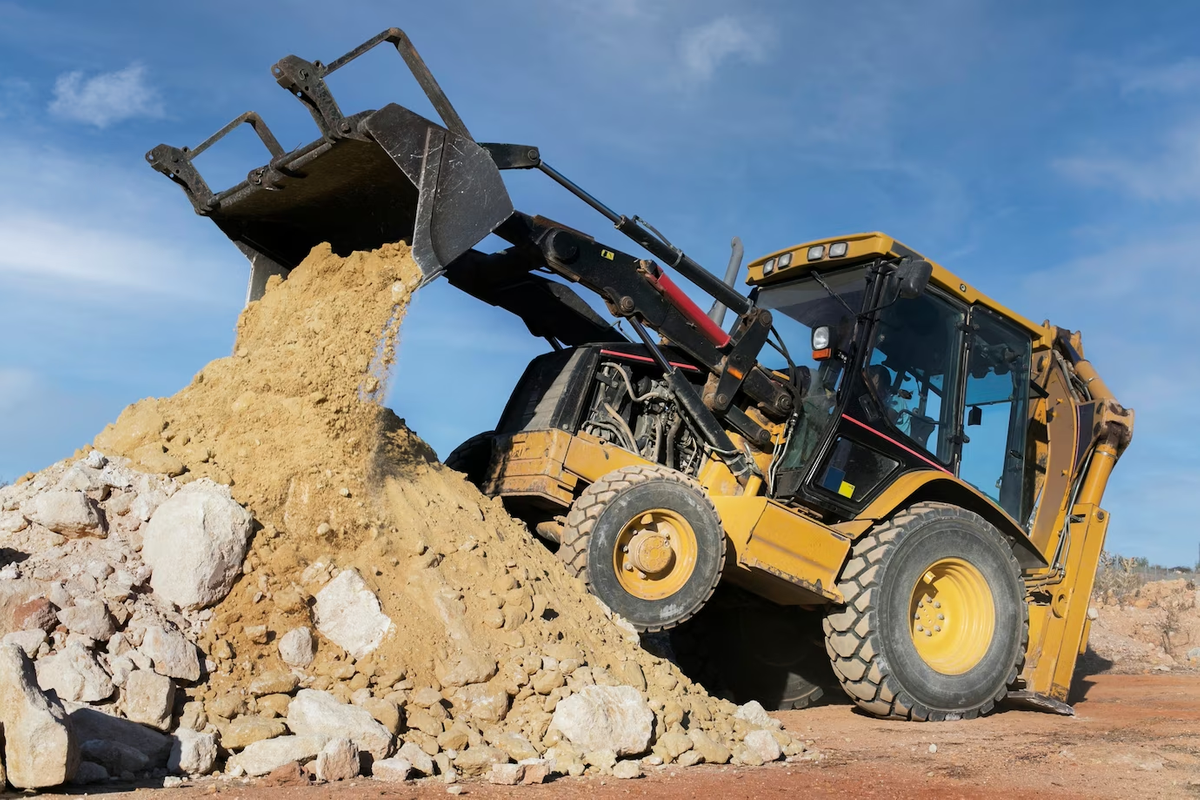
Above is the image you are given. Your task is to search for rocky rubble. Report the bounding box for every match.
[0,452,249,788]
[0,242,814,791]
[1087,578,1200,673]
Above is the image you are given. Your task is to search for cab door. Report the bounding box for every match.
[957,307,1034,523]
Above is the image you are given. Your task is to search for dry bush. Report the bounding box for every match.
[1094,551,1146,604]
[1152,590,1195,653]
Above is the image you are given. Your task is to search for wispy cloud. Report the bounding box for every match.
[1054,118,1200,201]
[0,138,243,302]
[677,16,766,83]
[48,63,162,128]
[1120,57,1200,95]
[1020,231,1200,562]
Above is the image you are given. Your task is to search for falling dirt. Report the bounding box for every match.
[88,241,777,761]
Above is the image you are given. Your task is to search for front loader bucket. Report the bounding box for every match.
[147,29,514,303]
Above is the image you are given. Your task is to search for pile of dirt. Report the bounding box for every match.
[84,241,806,780]
[1087,579,1200,673]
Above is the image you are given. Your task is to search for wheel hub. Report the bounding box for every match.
[613,509,698,601]
[626,530,675,574]
[909,557,995,675]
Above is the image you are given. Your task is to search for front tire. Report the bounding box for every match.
[443,431,495,487]
[824,502,1027,721]
[558,465,726,632]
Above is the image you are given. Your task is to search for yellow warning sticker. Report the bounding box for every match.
[838,481,855,498]
[601,249,615,260]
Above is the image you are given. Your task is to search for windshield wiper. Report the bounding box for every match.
[810,269,859,318]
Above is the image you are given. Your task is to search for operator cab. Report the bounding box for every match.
[747,233,1046,530]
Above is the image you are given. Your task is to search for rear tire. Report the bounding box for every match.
[558,465,725,632]
[444,431,495,487]
[670,587,833,710]
[824,502,1027,721]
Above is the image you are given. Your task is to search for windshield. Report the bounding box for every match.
[757,268,868,478]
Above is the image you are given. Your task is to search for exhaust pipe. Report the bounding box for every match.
[707,236,744,327]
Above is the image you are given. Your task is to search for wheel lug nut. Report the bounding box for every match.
[925,630,933,636]
[916,625,924,632]
[914,613,921,620]
[937,613,944,620]
[624,563,633,571]
[934,625,941,632]
[933,601,941,608]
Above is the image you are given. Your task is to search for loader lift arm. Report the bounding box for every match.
[148,27,802,482]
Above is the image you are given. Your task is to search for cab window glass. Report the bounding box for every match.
[959,308,1032,520]
[864,292,964,464]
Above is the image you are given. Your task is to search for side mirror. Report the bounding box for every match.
[967,406,983,426]
[896,258,933,299]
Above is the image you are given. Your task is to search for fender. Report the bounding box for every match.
[833,469,1048,571]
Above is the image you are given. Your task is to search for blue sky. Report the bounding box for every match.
[1,1,1197,566]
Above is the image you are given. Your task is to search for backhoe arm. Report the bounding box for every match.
[1013,329,1134,710]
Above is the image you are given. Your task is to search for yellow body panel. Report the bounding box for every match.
[485,429,579,506]
[712,495,850,604]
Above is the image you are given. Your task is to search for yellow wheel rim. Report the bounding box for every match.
[613,509,698,601]
[909,557,995,675]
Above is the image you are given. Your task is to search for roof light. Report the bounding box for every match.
[777,252,793,269]
[829,241,849,258]
[762,257,776,275]
[807,245,825,261]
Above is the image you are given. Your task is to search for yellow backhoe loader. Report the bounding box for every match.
[150,28,1133,721]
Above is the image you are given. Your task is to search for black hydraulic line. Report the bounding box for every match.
[537,162,752,317]
[627,317,752,483]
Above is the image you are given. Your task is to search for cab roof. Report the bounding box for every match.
[745,232,1050,345]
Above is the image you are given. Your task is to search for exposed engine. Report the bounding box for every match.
[581,361,705,477]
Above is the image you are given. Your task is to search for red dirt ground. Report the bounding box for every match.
[31,673,1200,800]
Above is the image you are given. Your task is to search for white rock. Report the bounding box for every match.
[2,629,48,657]
[0,509,29,533]
[371,757,413,782]
[56,464,107,494]
[139,624,201,681]
[83,451,107,469]
[550,685,653,757]
[313,568,393,658]
[226,735,330,777]
[278,626,315,667]
[398,741,435,775]
[743,729,782,763]
[141,480,253,610]
[36,641,115,703]
[452,682,510,723]
[733,700,780,730]
[169,729,217,775]
[122,670,175,730]
[315,737,360,782]
[22,491,105,538]
[57,598,116,640]
[0,643,80,788]
[287,689,394,760]
[488,762,524,785]
[612,759,643,779]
